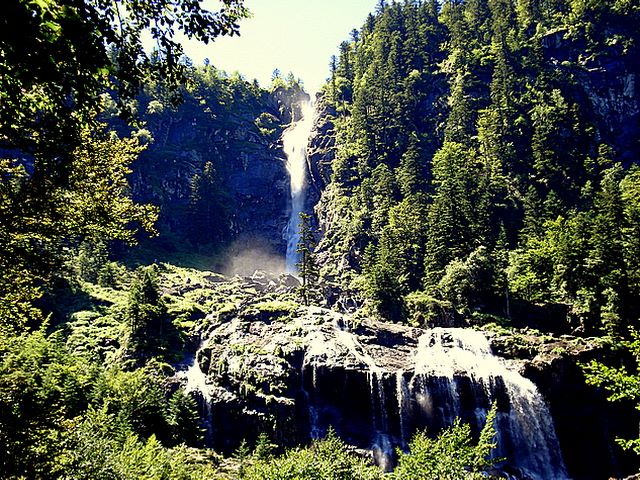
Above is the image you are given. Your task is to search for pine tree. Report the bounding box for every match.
[188,161,231,246]
[590,163,628,334]
[124,265,173,362]
[424,142,482,284]
[365,195,429,321]
[296,213,320,306]
[397,135,427,197]
[166,388,203,446]
[329,55,338,102]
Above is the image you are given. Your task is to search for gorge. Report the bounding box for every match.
[3,0,640,479]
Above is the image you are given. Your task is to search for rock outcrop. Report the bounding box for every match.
[306,94,337,205]
[175,273,640,479]
[270,86,311,125]
[490,330,640,480]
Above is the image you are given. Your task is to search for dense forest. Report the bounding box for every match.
[2,0,640,479]
[317,0,640,336]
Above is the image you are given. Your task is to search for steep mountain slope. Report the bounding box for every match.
[308,0,640,335]
[114,68,309,262]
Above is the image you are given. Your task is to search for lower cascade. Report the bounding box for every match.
[180,346,215,444]
[178,289,570,479]
[304,326,569,479]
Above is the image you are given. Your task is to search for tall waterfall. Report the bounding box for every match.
[282,101,314,273]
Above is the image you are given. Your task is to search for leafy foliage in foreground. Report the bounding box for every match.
[0,329,205,479]
[244,410,497,480]
[1,0,248,155]
[393,405,498,480]
[583,330,640,455]
[0,0,248,333]
[244,429,382,480]
[0,127,158,333]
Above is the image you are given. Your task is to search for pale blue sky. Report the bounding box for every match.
[179,0,379,95]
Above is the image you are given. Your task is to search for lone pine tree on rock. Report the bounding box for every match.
[296,213,320,306]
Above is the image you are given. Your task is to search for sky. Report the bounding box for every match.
[178,0,379,95]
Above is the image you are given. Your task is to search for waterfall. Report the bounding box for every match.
[410,328,569,479]
[304,326,569,479]
[396,370,410,448]
[184,352,209,396]
[181,346,214,443]
[334,324,396,471]
[282,101,315,273]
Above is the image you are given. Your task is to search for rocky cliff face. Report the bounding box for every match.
[270,86,311,125]
[306,95,337,206]
[541,30,639,164]
[127,85,309,257]
[175,272,639,479]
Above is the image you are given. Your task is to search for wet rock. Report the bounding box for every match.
[182,300,578,477]
[172,271,640,478]
[487,329,640,479]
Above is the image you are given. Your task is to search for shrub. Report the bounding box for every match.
[393,404,497,480]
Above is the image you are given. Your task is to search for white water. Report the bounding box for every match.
[180,346,214,442]
[282,101,315,273]
[303,330,332,439]
[395,369,410,448]
[411,328,569,480]
[304,325,569,479]
[334,324,395,471]
[184,353,210,397]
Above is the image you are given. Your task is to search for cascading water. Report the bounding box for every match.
[282,101,315,273]
[412,328,569,479]
[184,351,210,397]
[304,326,569,479]
[180,345,214,443]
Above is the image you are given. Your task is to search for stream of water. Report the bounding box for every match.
[181,346,214,443]
[305,325,569,479]
[282,101,315,273]
[411,328,569,479]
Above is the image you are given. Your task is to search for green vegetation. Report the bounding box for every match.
[0,329,206,479]
[393,405,498,479]
[0,0,248,333]
[243,412,497,480]
[317,0,640,339]
[2,0,640,477]
[583,330,640,455]
[251,300,299,322]
[244,429,383,480]
[296,212,321,306]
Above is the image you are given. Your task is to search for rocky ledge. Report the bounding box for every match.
[174,272,639,479]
